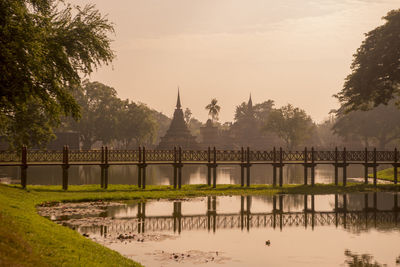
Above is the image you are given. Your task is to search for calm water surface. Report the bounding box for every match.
[0,164,392,185]
[45,193,400,266]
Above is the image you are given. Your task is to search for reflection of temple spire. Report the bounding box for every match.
[176,87,181,109]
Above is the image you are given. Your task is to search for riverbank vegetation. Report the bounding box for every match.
[1,183,400,266]
[369,167,400,182]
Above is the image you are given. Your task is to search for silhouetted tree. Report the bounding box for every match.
[264,104,314,150]
[0,0,114,148]
[336,9,400,111]
[184,108,192,124]
[116,101,156,148]
[333,102,400,149]
[63,81,121,149]
[205,98,221,122]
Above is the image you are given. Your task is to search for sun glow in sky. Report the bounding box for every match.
[69,0,400,123]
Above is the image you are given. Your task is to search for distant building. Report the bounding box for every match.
[157,91,199,150]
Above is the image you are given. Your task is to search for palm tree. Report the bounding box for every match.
[205,98,221,122]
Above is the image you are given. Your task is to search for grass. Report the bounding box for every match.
[1,183,400,266]
[369,167,400,182]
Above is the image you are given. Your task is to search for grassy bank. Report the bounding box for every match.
[1,183,400,266]
[369,167,399,182]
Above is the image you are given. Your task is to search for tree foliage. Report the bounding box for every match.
[205,98,221,122]
[333,102,400,149]
[336,9,400,111]
[117,101,156,149]
[0,0,114,148]
[184,108,192,124]
[63,81,121,149]
[264,104,314,149]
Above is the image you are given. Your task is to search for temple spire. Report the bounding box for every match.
[248,93,253,109]
[176,87,181,109]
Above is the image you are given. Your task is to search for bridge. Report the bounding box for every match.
[72,194,400,236]
[1,146,399,189]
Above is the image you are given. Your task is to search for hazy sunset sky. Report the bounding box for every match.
[69,0,399,123]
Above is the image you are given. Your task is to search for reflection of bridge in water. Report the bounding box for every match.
[79,194,400,236]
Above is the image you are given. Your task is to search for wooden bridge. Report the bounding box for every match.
[1,146,399,189]
[72,194,400,235]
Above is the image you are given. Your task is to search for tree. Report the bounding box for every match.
[116,101,157,149]
[62,81,121,149]
[205,98,221,122]
[264,104,314,150]
[232,100,275,147]
[336,9,400,111]
[333,102,400,149]
[0,0,114,148]
[184,108,192,124]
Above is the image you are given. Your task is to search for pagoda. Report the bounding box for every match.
[157,91,199,149]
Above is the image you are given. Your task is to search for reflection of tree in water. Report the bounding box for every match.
[344,249,387,267]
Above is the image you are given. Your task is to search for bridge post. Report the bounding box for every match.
[207,147,211,186]
[364,147,368,184]
[246,195,251,231]
[173,147,177,189]
[173,202,182,234]
[142,147,146,189]
[304,147,308,185]
[104,146,109,189]
[62,146,70,190]
[311,147,315,186]
[241,147,244,187]
[334,194,338,227]
[178,147,182,189]
[373,148,377,187]
[304,194,308,211]
[364,193,369,211]
[207,196,217,232]
[343,194,347,229]
[311,195,315,230]
[137,202,146,233]
[343,147,347,186]
[272,147,277,187]
[334,147,338,186]
[279,195,283,230]
[279,147,283,187]
[240,196,245,230]
[304,194,308,229]
[394,148,398,184]
[246,147,251,187]
[137,147,142,188]
[213,147,217,188]
[272,195,277,229]
[20,146,27,189]
[100,146,105,188]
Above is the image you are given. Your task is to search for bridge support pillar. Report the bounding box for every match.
[240,164,245,187]
[207,165,212,186]
[20,146,27,189]
[62,165,69,190]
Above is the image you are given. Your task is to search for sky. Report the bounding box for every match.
[68,0,399,123]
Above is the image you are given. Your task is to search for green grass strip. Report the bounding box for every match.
[369,167,400,182]
[1,183,400,266]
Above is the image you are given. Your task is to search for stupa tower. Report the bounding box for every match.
[157,90,199,149]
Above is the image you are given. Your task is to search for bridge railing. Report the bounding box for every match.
[1,147,400,163]
[0,150,20,162]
